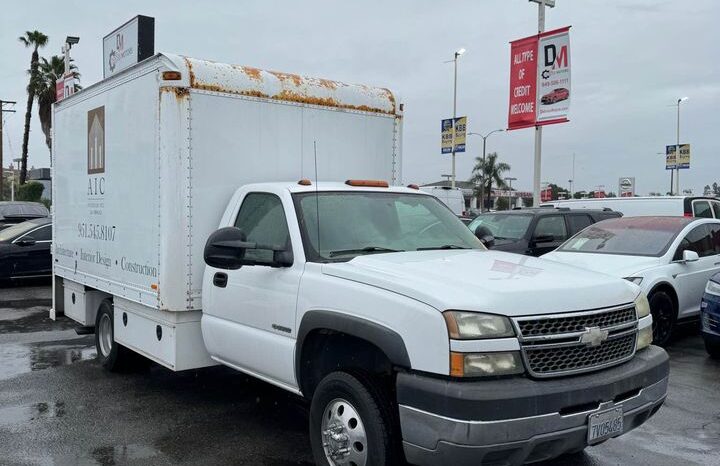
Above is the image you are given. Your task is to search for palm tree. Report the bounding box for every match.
[469,152,511,208]
[33,55,80,153]
[18,30,49,184]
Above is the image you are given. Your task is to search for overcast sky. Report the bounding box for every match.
[1,0,718,194]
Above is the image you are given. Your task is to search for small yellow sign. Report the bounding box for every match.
[441,116,467,154]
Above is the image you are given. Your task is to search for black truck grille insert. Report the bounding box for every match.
[524,333,637,376]
[514,305,638,378]
[518,306,636,337]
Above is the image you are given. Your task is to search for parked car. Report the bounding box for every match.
[0,217,52,281]
[701,273,720,358]
[0,201,49,230]
[541,87,569,104]
[541,196,720,218]
[544,216,720,346]
[419,186,466,216]
[466,207,621,256]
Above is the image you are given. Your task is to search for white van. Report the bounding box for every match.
[420,186,466,216]
[542,196,720,218]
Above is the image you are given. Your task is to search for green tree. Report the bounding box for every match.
[17,180,44,201]
[18,30,49,184]
[33,55,80,152]
[496,197,510,211]
[469,152,511,209]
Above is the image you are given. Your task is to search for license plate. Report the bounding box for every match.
[587,408,624,445]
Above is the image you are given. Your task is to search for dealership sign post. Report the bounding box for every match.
[619,177,635,197]
[103,15,155,78]
[665,144,690,170]
[511,1,570,206]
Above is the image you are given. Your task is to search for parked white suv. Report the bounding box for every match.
[544,216,720,346]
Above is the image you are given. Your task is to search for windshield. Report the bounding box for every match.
[558,217,687,257]
[0,220,41,242]
[293,191,484,262]
[467,213,532,240]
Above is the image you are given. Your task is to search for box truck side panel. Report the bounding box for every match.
[54,68,161,308]
[183,91,401,306]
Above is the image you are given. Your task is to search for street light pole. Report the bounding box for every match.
[469,129,504,212]
[451,48,465,189]
[674,97,688,196]
[505,177,517,209]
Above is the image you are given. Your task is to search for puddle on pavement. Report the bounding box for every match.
[0,401,65,426]
[0,343,96,381]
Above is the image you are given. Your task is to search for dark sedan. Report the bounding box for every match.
[0,217,52,281]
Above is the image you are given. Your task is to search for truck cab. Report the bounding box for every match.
[197,180,668,466]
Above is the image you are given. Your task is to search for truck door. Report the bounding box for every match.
[203,192,301,390]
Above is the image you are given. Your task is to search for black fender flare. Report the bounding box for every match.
[295,310,411,387]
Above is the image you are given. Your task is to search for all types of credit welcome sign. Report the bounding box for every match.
[508,26,571,130]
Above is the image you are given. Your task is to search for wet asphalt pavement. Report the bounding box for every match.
[1,284,719,466]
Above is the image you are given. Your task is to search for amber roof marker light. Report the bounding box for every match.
[345,180,389,188]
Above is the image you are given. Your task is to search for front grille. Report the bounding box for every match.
[514,305,638,378]
[518,306,636,337]
[524,333,637,376]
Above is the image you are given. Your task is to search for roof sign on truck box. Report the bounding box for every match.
[103,15,155,78]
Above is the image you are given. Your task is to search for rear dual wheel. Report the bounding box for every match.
[95,300,146,371]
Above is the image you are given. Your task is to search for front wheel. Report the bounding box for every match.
[649,291,676,347]
[309,371,399,466]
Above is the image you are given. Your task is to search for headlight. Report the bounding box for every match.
[450,351,524,377]
[706,280,720,296]
[443,311,515,339]
[635,293,651,319]
[624,277,643,285]
[637,325,653,350]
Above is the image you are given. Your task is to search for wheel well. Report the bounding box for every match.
[298,329,394,398]
[648,283,678,315]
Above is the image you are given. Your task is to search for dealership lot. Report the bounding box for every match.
[1,284,718,466]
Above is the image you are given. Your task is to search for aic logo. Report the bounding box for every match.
[87,106,105,174]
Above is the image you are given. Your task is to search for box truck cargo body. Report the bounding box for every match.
[52,53,402,369]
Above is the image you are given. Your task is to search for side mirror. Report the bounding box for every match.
[204,227,251,270]
[203,227,294,269]
[16,236,37,247]
[474,225,495,249]
[682,250,700,262]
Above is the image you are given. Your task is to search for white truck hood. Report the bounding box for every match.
[321,250,639,316]
[542,251,660,279]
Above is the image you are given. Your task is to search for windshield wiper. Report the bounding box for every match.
[417,244,470,251]
[328,246,404,258]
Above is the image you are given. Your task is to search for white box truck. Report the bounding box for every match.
[53,54,668,466]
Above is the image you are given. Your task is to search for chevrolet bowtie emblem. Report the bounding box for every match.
[580,327,609,347]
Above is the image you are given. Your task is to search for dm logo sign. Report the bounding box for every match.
[87,106,105,174]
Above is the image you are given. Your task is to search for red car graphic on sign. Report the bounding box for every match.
[541,88,569,105]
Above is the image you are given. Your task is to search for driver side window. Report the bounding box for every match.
[533,216,567,241]
[234,193,290,264]
[674,224,714,260]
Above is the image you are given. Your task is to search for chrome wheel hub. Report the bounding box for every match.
[98,313,113,357]
[321,398,367,466]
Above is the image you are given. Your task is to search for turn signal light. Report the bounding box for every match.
[345,180,389,188]
[162,71,182,81]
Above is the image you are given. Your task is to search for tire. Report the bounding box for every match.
[705,338,720,359]
[649,291,676,347]
[94,300,136,371]
[309,371,400,466]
